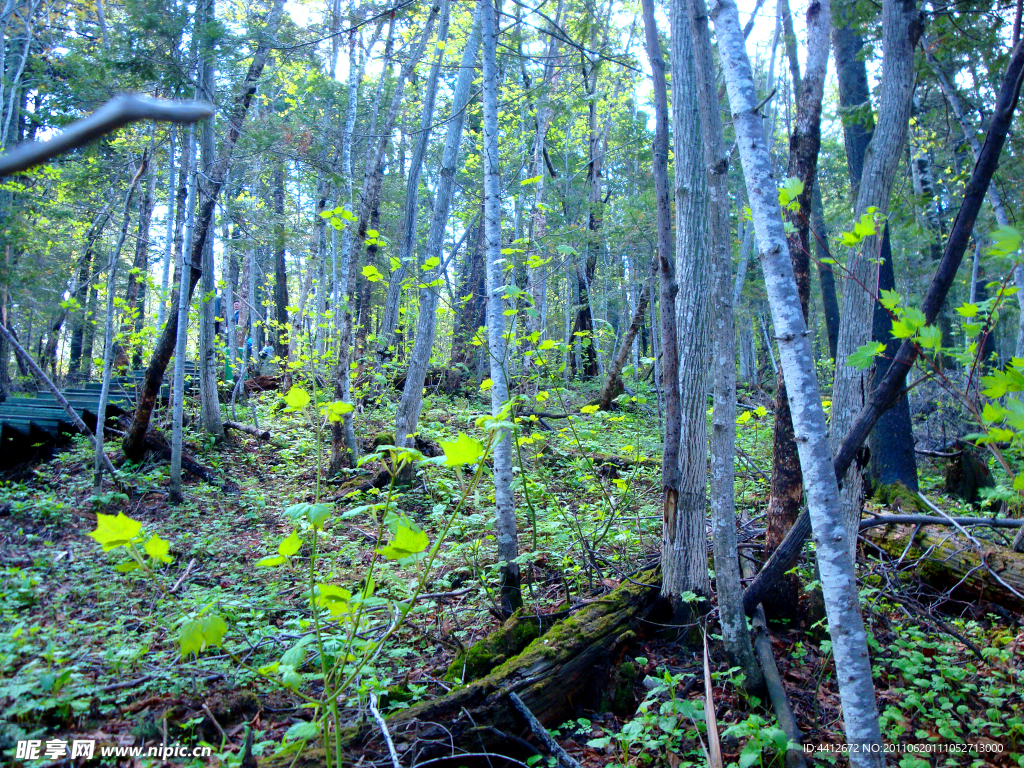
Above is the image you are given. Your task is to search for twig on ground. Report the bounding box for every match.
[369,690,402,768]
[508,691,583,768]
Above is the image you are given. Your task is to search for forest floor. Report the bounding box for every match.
[2,380,1024,767]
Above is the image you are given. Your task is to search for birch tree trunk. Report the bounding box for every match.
[763,0,830,620]
[481,0,522,617]
[197,0,224,440]
[830,0,920,557]
[710,0,884,760]
[685,0,761,685]
[394,5,480,458]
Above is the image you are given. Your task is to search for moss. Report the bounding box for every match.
[603,658,639,716]
[371,432,397,450]
[445,610,551,683]
[872,481,925,512]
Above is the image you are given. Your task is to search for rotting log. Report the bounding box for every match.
[260,569,663,768]
[862,524,1024,612]
[223,421,270,441]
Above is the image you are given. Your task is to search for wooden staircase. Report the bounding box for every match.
[0,361,197,468]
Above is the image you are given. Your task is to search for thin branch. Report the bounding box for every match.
[0,95,213,177]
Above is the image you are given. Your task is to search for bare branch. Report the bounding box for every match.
[0,95,214,177]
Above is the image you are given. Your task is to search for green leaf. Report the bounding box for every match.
[985,225,1023,257]
[255,554,288,567]
[847,342,886,369]
[278,530,302,557]
[778,176,804,210]
[878,289,902,311]
[320,400,354,422]
[178,615,228,657]
[115,561,140,572]
[144,534,173,564]
[284,503,333,530]
[89,513,143,552]
[362,264,384,283]
[422,256,441,270]
[377,522,429,560]
[917,324,943,351]
[891,319,914,339]
[956,302,979,318]
[314,584,352,617]
[282,386,311,412]
[520,175,543,185]
[439,432,485,466]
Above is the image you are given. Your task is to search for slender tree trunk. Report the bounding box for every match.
[711,0,885,760]
[686,0,762,685]
[666,0,711,604]
[596,279,650,411]
[395,4,480,458]
[272,160,289,359]
[481,0,522,617]
[378,0,451,354]
[94,157,148,493]
[156,125,176,330]
[830,0,920,557]
[121,0,285,462]
[126,147,157,369]
[640,0,686,619]
[812,184,840,361]
[763,0,830,620]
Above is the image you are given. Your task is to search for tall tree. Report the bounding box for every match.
[481,0,522,617]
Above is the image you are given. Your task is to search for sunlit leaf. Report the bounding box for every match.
[89,513,143,552]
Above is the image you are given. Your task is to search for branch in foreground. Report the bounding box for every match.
[0,95,214,177]
[742,38,1024,614]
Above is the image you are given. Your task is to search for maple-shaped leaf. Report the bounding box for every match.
[144,534,173,564]
[314,584,352,617]
[282,386,310,412]
[377,522,429,561]
[440,432,484,466]
[89,512,143,552]
[178,615,228,657]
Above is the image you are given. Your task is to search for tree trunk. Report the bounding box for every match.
[666,0,711,605]
[830,0,920,558]
[711,0,885,759]
[868,225,918,491]
[763,0,829,621]
[481,0,522,617]
[197,0,224,441]
[126,142,156,369]
[811,184,840,361]
[394,5,480,461]
[443,215,486,394]
[121,0,285,462]
[686,0,762,686]
[378,0,450,355]
[272,160,289,359]
[93,157,148,493]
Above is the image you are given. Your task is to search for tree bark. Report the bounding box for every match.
[686,0,762,686]
[763,0,830,621]
[121,0,285,462]
[711,0,886,759]
[482,0,522,617]
[394,5,480,461]
[666,0,711,604]
[830,0,921,558]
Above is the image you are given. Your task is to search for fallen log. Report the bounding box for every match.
[223,420,270,441]
[261,569,663,767]
[862,524,1024,612]
[244,375,280,393]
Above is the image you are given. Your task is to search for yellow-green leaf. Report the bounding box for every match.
[282,386,311,412]
[440,432,485,466]
[376,522,429,560]
[144,534,173,564]
[89,513,143,552]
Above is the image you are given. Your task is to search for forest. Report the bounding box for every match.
[1,0,1024,765]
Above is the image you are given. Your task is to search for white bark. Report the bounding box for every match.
[157,126,176,330]
[710,0,884,761]
[481,0,521,616]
